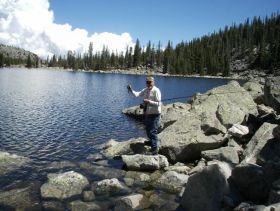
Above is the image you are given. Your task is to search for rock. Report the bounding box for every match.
[180,162,232,211]
[114,194,151,211]
[257,104,276,116]
[268,179,280,204]
[122,154,169,171]
[40,171,89,200]
[0,151,31,176]
[102,138,148,158]
[191,80,258,132]
[83,190,95,202]
[124,171,151,186]
[68,200,101,211]
[122,105,144,119]
[79,162,126,179]
[243,122,278,164]
[227,137,243,152]
[148,192,179,210]
[231,163,269,201]
[0,185,40,210]
[153,170,189,193]
[93,178,130,195]
[188,158,207,175]
[264,76,280,113]
[228,124,249,138]
[242,81,264,104]
[42,201,65,211]
[159,119,225,163]
[45,161,76,170]
[273,125,280,140]
[164,162,191,174]
[201,147,239,165]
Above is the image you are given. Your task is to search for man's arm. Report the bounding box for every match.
[127,85,144,97]
[147,89,161,106]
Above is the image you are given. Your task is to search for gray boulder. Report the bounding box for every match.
[93,178,130,195]
[122,154,169,171]
[115,194,151,211]
[159,115,226,162]
[40,171,89,200]
[264,76,280,113]
[231,163,269,201]
[102,138,148,158]
[0,151,31,176]
[180,162,232,211]
[164,162,191,174]
[153,170,189,193]
[243,122,278,164]
[227,124,249,138]
[201,147,239,165]
[191,80,258,132]
[242,80,264,104]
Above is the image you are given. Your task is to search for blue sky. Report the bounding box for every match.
[49,0,280,47]
[1,0,279,57]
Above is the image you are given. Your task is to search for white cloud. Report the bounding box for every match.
[0,0,134,58]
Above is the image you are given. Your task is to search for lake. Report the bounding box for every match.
[0,67,229,192]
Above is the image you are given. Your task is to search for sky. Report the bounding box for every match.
[0,0,280,58]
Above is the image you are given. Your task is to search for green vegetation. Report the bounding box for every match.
[1,13,279,76]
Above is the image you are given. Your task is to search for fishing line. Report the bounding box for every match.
[161,90,249,102]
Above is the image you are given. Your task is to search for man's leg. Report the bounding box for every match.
[149,114,160,154]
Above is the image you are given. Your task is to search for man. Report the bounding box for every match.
[127,76,161,155]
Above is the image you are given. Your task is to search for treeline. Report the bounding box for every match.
[0,51,39,68]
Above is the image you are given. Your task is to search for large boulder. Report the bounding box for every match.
[0,151,31,176]
[180,162,232,211]
[40,171,89,200]
[191,80,258,132]
[159,114,225,163]
[242,80,264,104]
[153,171,189,193]
[122,154,169,171]
[264,76,280,114]
[243,122,278,164]
[231,163,269,201]
[201,147,239,165]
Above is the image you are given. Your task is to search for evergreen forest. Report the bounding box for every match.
[1,13,280,76]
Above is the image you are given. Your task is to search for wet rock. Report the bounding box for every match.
[93,178,130,195]
[45,161,76,170]
[153,170,189,193]
[124,171,151,186]
[0,151,31,176]
[68,200,101,211]
[122,154,169,171]
[83,190,95,202]
[201,147,239,165]
[180,162,232,211]
[149,192,179,210]
[243,122,278,164]
[40,171,89,200]
[114,194,151,211]
[42,201,65,211]
[79,162,126,179]
[0,185,40,210]
[102,138,148,158]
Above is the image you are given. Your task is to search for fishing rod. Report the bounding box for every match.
[161,90,249,102]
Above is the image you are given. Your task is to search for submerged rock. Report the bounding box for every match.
[40,171,89,200]
[93,178,130,195]
[68,200,101,211]
[0,151,31,176]
[115,194,151,211]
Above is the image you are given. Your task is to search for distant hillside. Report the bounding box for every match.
[0,44,39,68]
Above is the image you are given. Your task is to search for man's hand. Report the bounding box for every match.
[127,85,132,92]
[144,99,150,104]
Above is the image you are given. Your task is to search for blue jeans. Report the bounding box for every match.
[144,114,160,151]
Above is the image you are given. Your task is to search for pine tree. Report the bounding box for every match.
[26,54,32,68]
[133,39,141,67]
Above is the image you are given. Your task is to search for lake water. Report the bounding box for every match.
[0,68,229,191]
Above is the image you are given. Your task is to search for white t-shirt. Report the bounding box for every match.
[132,86,161,114]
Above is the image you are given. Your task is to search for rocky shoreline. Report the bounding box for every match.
[0,77,279,210]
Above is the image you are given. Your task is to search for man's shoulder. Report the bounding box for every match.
[153,86,161,92]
